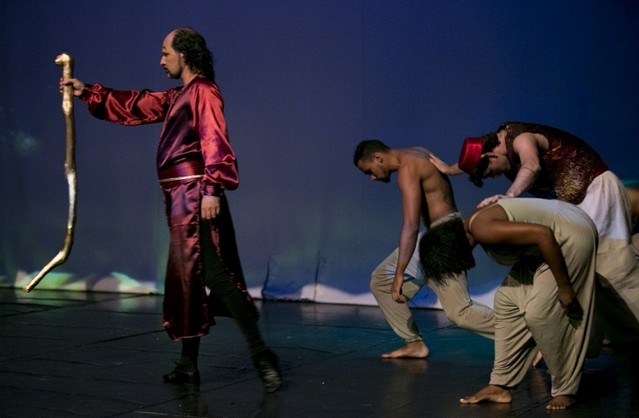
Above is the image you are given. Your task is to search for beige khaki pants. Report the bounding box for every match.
[370,244,494,343]
[579,171,639,340]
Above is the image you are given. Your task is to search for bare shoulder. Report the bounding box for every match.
[404,146,432,159]
[398,148,437,178]
[513,131,547,151]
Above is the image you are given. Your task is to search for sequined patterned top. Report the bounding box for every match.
[501,122,608,204]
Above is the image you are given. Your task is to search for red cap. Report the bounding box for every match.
[458,137,483,174]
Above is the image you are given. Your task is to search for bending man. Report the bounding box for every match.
[353,140,494,359]
[420,198,597,410]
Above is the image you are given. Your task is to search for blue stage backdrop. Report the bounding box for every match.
[1,1,638,309]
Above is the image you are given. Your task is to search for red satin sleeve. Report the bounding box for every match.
[81,83,169,126]
[189,82,239,196]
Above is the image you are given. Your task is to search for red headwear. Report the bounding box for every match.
[457,137,483,174]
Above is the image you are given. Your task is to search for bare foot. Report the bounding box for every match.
[381,341,429,359]
[546,395,576,410]
[460,385,512,404]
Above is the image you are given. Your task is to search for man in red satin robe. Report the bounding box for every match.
[60,27,281,392]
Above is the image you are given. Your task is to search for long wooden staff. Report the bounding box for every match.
[24,53,77,292]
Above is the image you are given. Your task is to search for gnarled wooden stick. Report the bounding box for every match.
[24,53,77,292]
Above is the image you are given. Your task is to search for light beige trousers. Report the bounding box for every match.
[370,243,494,343]
[579,171,639,342]
[490,237,595,396]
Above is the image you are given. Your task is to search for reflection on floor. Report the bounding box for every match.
[1,289,637,417]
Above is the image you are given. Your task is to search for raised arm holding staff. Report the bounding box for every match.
[56,28,282,392]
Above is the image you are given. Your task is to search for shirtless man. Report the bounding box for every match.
[353,140,494,358]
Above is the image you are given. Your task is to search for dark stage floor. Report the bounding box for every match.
[1,288,637,417]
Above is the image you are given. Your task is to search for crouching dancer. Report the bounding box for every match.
[420,198,597,410]
[354,140,494,359]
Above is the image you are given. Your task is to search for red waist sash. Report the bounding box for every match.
[158,160,204,185]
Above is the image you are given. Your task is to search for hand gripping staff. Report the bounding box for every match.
[24,53,77,292]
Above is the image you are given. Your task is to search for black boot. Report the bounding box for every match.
[252,349,282,393]
[163,358,201,385]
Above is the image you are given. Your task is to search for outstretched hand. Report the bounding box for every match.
[59,77,86,97]
[428,154,451,174]
[477,194,506,208]
[429,154,463,176]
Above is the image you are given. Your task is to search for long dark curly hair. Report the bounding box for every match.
[418,217,475,286]
[172,27,215,82]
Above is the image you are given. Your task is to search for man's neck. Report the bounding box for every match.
[386,149,403,170]
[180,68,199,86]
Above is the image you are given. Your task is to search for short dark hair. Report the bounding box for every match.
[418,217,475,286]
[468,132,499,187]
[172,27,215,82]
[353,139,390,166]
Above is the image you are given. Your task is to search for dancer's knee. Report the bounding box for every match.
[444,305,476,330]
[370,268,390,294]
